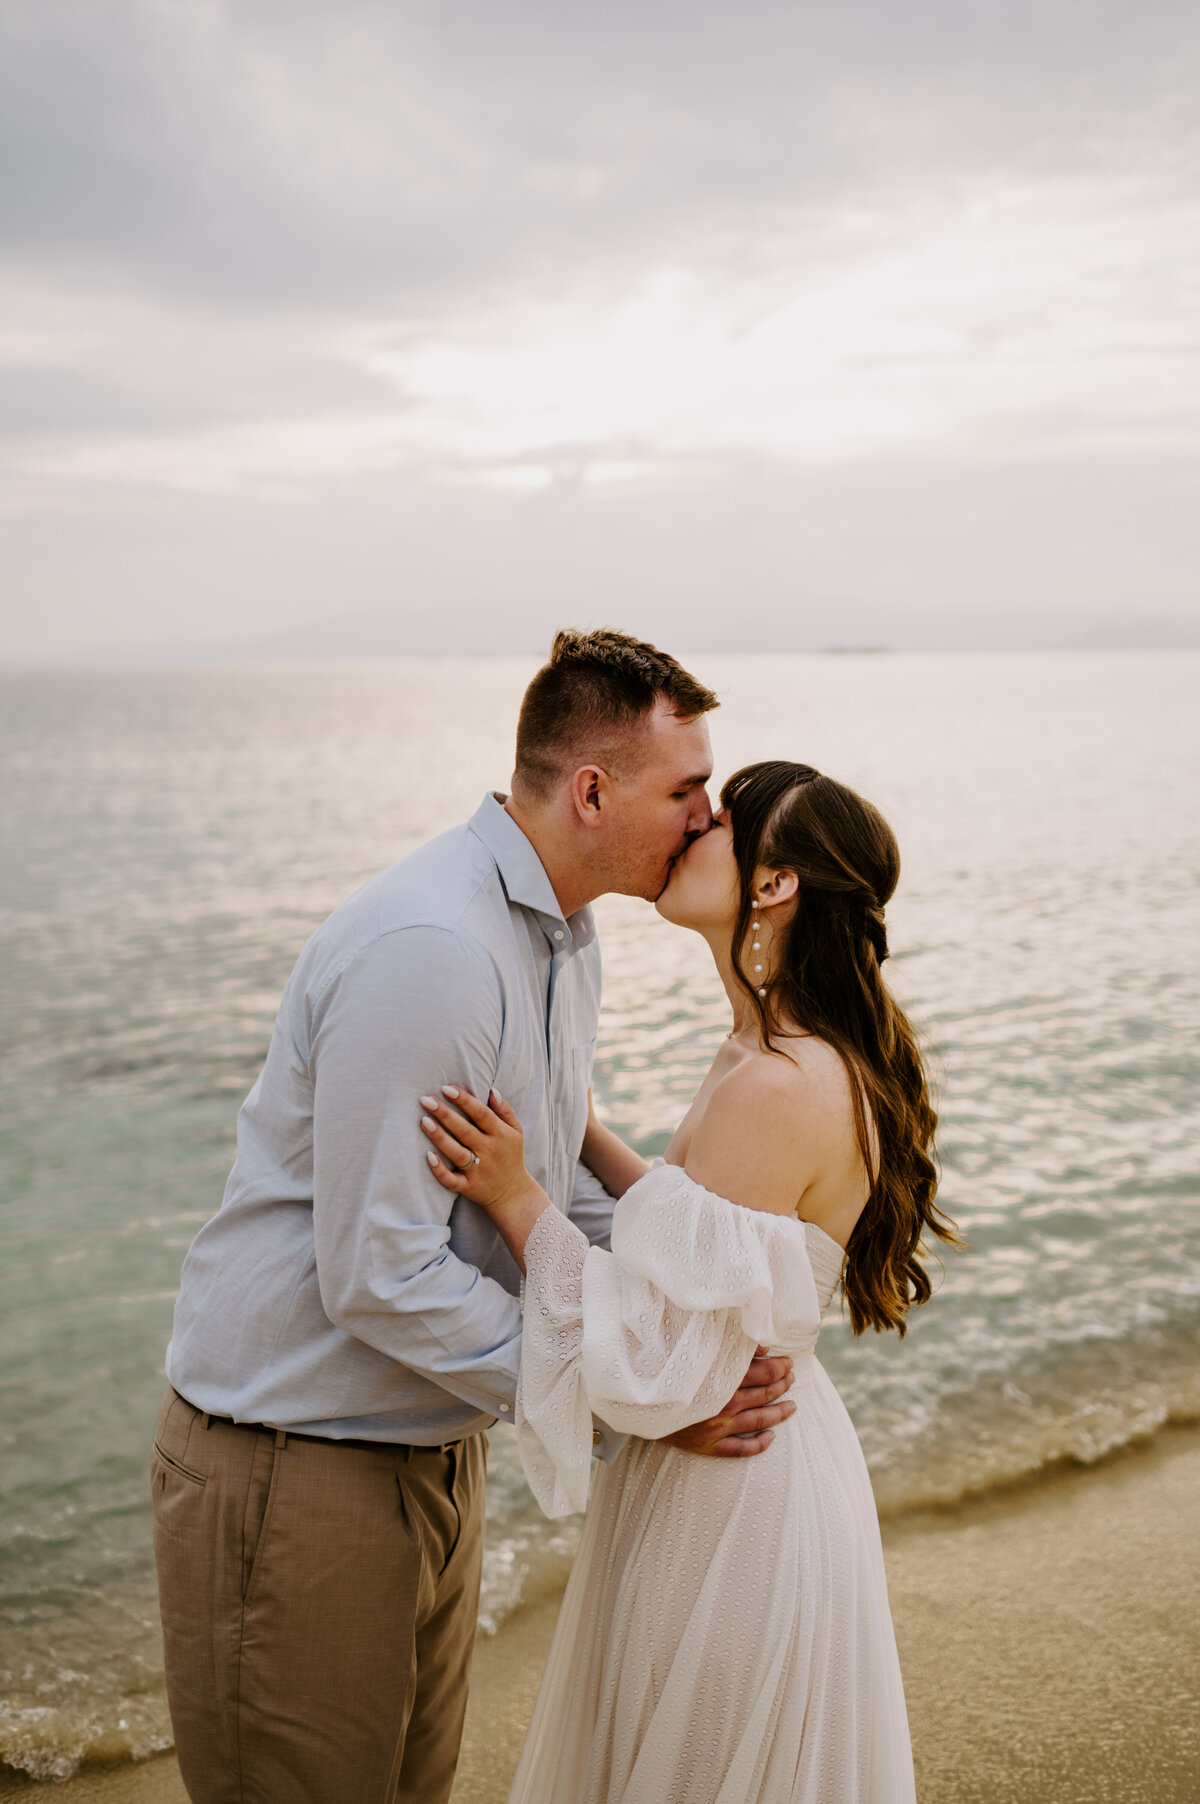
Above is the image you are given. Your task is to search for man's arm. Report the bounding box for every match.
[309,925,522,1420]
[659,1353,798,1457]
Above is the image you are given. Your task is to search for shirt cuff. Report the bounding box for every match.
[591,1416,627,1464]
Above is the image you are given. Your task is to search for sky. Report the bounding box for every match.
[2,0,1199,661]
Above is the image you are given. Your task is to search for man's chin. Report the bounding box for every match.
[618,853,685,906]
[651,862,679,902]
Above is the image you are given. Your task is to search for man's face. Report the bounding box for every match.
[600,701,715,902]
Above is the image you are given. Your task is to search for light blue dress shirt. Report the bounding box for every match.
[166,794,619,1448]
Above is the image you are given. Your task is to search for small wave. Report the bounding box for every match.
[6,1406,1197,1786]
[0,1695,172,1784]
[870,1396,1200,1520]
[477,1519,582,1638]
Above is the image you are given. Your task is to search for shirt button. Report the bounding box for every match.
[554,929,564,941]
[499,1404,510,1413]
[592,1429,602,1447]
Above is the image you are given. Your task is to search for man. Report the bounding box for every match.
[152,628,798,1804]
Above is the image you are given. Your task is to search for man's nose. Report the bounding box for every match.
[688,790,714,837]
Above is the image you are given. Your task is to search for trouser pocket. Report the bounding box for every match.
[241,1430,287,1603]
[152,1440,208,1487]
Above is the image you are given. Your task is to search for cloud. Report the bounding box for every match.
[2,0,1196,310]
[11,176,1198,495]
[1,0,1198,655]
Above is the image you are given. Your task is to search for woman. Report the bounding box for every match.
[421,761,957,1804]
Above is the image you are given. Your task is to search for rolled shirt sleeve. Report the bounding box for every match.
[309,925,523,1421]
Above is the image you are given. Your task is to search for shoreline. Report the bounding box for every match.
[3,1424,1198,1802]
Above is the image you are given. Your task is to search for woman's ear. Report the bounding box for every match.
[755,868,799,910]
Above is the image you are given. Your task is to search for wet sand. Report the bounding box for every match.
[3,1426,1197,1803]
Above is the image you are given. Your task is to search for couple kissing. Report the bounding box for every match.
[152,627,955,1804]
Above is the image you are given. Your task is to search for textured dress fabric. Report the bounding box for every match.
[509,1162,916,1804]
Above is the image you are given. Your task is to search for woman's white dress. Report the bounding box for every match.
[508,1161,916,1804]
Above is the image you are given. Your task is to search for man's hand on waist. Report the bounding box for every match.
[661,1348,796,1458]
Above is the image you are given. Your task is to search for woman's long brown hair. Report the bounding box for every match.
[722,760,959,1335]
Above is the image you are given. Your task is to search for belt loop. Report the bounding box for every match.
[274,1429,288,1451]
[200,1412,212,1431]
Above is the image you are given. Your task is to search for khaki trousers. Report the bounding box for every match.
[151,1387,486,1804]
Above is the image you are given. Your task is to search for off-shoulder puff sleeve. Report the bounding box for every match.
[516,1163,822,1518]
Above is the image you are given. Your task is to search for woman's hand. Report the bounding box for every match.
[420,1085,547,1213]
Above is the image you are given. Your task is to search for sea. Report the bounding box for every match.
[1,652,1197,1780]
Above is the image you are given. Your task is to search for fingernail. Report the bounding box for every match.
[426,1150,438,1166]
[420,1096,439,1110]
[421,1116,435,1131]
[491,1087,504,1103]
[441,1085,459,1099]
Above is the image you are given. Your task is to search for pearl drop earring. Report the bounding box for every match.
[751,900,766,996]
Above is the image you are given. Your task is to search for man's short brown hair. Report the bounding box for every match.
[513,628,718,802]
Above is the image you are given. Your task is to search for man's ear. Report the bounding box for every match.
[569,765,610,826]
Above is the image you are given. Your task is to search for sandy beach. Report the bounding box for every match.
[3,1425,1196,1804]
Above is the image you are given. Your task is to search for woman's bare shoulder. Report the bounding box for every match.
[774,1030,859,1096]
[728,1034,860,1120]
[682,1039,851,1216]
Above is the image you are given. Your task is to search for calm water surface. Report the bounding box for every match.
[1,653,1197,1777]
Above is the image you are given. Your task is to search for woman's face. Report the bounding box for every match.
[655,807,742,933]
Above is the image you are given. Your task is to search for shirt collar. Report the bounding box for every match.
[467,793,596,952]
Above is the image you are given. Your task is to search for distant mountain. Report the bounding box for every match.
[12,599,1200,667]
[160,601,1200,659]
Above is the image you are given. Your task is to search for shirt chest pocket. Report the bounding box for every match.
[564,1035,597,1162]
